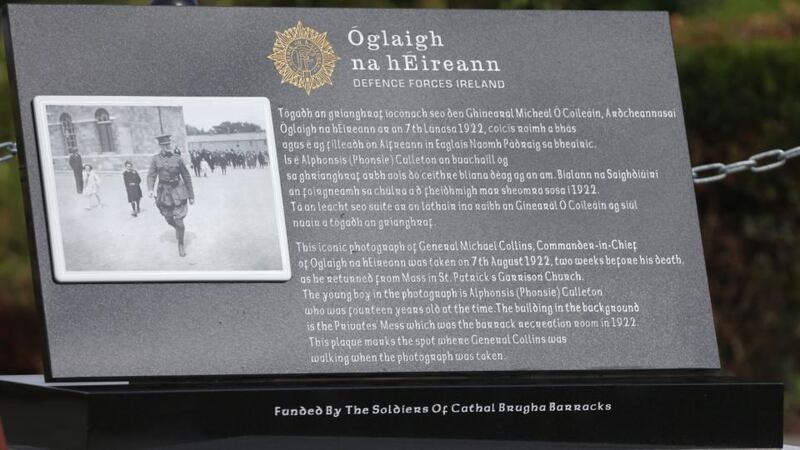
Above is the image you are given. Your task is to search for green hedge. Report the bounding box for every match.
[678,42,800,148]
[678,42,800,417]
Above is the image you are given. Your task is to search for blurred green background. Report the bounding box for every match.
[0,0,798,436]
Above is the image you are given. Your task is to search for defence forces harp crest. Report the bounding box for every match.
[268,21,340,95]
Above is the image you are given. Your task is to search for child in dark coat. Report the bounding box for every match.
[122,160,143,217]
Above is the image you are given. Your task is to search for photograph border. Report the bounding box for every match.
[33,95,292,283]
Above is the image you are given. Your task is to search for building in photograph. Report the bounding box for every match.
[46,105,187,171]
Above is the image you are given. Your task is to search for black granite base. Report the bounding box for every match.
[0,375,783,449]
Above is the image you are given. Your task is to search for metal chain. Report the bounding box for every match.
[693,146,800,184]
[0,141,795,184]
[0,142,17,164]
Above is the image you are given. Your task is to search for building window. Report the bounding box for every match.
[59,113,78,155]
[95,108,115,153]
[95,108,109,122]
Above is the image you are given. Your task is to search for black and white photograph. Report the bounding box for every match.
[33,96,291,282]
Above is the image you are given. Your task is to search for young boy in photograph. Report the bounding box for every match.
[122,160,142,217]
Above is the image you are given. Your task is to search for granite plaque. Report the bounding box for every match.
[4,4,719,380]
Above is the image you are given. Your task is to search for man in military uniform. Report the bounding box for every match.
[147,135,194,257]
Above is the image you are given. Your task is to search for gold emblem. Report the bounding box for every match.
[268,21,339,95]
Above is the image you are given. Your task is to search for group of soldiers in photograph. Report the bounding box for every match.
[188,148,268,177]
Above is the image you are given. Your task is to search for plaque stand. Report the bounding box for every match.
[0,374,783,449]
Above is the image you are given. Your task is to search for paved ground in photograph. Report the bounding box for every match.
[53,167,284,272]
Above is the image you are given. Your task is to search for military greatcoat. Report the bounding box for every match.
[147,151,194,220]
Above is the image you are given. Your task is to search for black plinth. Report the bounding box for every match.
[0,375,783,450]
